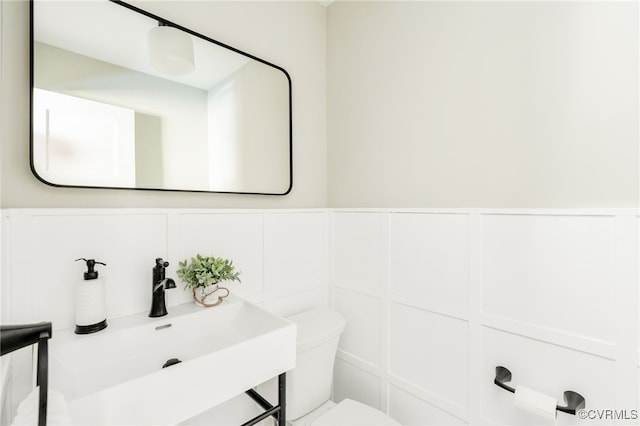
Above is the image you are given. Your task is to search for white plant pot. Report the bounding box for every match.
[192,284,229,307]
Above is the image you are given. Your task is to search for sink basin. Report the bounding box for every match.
[49,295,296,425]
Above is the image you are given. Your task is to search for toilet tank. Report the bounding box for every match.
[260,308,346,421]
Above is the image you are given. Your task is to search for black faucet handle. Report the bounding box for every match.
[155,258,170,268]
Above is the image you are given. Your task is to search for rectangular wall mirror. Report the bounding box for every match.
[30,0,292,195]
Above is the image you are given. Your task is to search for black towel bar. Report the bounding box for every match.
[1,322,52,426]
[494,366,586,416]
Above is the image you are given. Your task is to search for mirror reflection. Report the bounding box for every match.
[31,0,292,194]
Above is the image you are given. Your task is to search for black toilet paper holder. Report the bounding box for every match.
[494,366,586,415]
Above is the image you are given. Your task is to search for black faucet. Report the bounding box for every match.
[149,258,176,317]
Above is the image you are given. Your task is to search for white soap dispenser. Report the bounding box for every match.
[74,258,107,334]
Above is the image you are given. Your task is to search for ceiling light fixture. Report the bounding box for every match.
[147,22,195,76]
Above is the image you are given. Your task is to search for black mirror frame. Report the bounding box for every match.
[29,0,293,196]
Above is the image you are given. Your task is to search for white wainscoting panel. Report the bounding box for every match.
[264,212,327,298]
[3,209,330,329]
[263,287,327,318]
[389,212,469,318]
[2,208,330,422]
[333,357,382,410]
[332,212,386,296]
[333,287,382,368]
[482,214,616,343]
[389,302,468,409]
[388,385,466,426]
[481,327,615,425]
[171,212,264,303]
[30,212,168,329]
[330,209,638,426]
[3,208,637,425]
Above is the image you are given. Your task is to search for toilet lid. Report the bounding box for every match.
[311,399,400,426]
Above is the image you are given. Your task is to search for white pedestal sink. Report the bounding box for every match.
[49,295,296,425]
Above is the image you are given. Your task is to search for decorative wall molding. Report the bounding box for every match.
[1,207,637,425]
[330,209,639,425]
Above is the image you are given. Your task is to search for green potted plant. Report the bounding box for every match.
[176,254,241,307]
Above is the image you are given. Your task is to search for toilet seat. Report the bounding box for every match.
[311,399,400,426]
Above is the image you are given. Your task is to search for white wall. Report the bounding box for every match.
[327,1,639,208]
[3,209,328,330]
[2,207,638,425]
[330,209,639,425]
[0,0,326,208]
[2,1,639,425]
[1,208,329,421]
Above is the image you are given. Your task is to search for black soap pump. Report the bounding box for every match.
[74,258,107,334]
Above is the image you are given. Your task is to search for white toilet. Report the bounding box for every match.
[262,308,399,426]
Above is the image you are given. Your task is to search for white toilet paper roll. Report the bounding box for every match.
[514,385,558,421]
